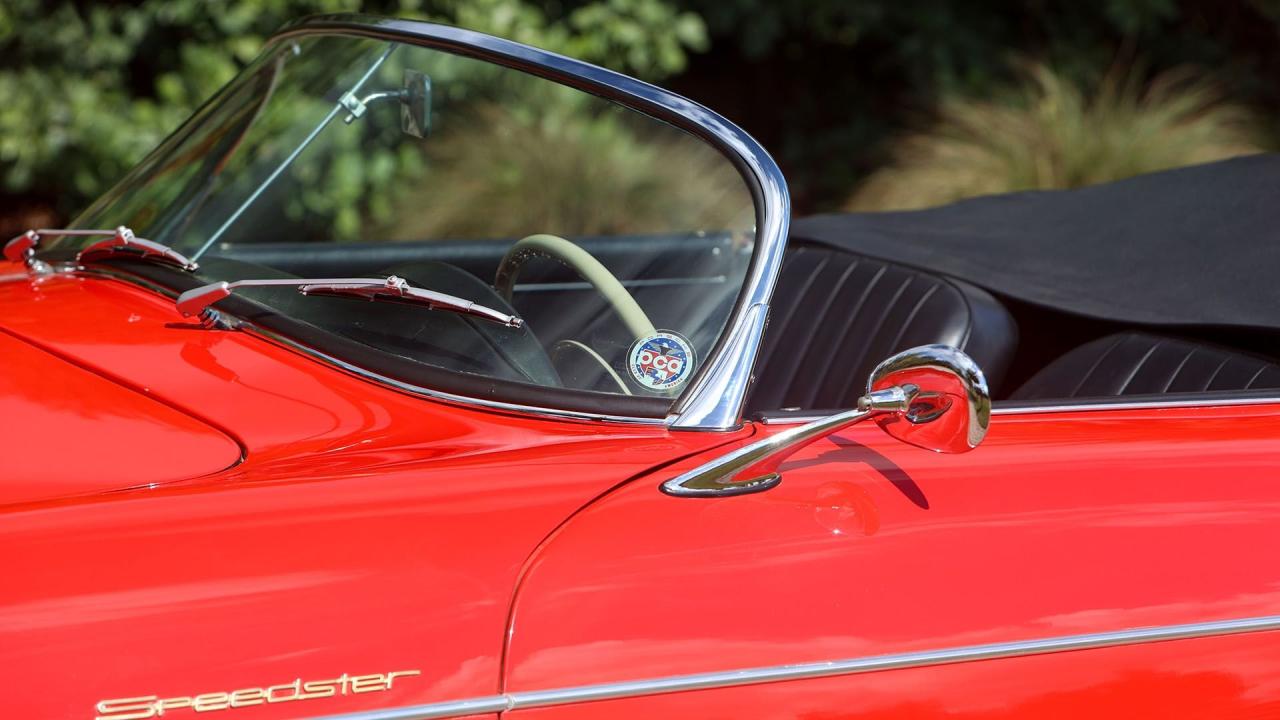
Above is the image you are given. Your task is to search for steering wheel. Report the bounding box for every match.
[494,234,656,340]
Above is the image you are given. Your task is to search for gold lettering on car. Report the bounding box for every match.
[94,669,421,720]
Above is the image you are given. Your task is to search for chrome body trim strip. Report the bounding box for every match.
[759,394,1280,425]
[307,614,1280,720]
[309,696,510,720]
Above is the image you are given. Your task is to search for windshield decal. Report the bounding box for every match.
[629,331,695,391]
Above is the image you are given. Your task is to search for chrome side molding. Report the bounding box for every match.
[663,344,990,498]
[3,230,46,273]
[304,613,1280,720]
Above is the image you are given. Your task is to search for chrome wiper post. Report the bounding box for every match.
[176,275,523,329]
[3,230,51,274]
[4,225,196,275]
[76,226,198,271]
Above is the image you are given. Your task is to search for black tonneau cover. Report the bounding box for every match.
[791,154,1280,330]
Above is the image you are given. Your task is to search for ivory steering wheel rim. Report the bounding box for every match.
[494,234,657,341]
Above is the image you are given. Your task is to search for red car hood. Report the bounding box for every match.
[0,268,743,507]
[0,268,748,718]
[0,331,241,504]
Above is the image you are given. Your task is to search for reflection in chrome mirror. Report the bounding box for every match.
[866,344,990,453]
[401,69,432,138]
[662,344,989,497]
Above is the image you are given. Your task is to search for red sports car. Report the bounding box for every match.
[4,13,1279,720]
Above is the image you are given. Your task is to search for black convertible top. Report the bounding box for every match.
[791,154,1280,331]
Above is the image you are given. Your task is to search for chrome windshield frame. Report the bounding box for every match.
[262,15,791,430]
[56,15,789,430]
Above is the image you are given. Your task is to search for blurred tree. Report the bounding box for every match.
[0,0,706,231]
[657,0,1280,210]
[3,0,1279,229]
[846,62,1266,210]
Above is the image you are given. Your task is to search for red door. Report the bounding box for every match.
[502,403,1280,718]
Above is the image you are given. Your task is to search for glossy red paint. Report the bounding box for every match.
[504,403,1280,716]
[0,331,241,503]
[0,272,748,719]
[5,271,1280,720]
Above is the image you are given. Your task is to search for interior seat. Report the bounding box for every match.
[1011,331,1280,401]
[746,242,1018,413]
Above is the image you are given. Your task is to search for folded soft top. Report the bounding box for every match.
[791,154,1280,331]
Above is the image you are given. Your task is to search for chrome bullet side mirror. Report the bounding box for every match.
[662,344,990,497]
[866,344,990,453]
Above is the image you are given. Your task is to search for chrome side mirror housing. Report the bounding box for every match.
[401,69,432,138]
[663,344,990,497]
[866,344,990,453]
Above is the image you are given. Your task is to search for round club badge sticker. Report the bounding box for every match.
[628,331,695,392]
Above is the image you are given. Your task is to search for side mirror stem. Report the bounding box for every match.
[662,345,990,498]
[661,387,913,498]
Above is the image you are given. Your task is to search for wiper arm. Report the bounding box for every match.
[176,275,523,329]
[3,226,197,274]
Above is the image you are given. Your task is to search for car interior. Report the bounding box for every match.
[207,231,747,398]
[748,238,1280,416]
[209,226,1280,418]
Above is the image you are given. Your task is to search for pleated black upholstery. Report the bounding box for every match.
[1012,332,1280,400]
[746,243,1018,412]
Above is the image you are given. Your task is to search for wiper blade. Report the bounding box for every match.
[2,226,197,274]
[298,277,522,326]
[76,226,198,271]
[176,275,523,328]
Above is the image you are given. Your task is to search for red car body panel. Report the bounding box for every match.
[11,13,1280,718]
[0,331,240,503]
[0,271,748,719]
[504,403,1280,715]
[5,266,1280,718]
[4,251,1280,715]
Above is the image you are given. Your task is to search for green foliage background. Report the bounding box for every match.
[0,0,707,230]
[2,0,1279,230]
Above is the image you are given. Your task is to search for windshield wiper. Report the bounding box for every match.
[176,275,523,329]
[3,226,197,274]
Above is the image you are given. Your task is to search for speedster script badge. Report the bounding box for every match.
[628,331,695,391]
[95,669,420,719]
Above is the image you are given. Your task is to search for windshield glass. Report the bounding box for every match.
[68,32,758,414]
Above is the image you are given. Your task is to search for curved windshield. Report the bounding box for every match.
[68,32,758,413]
